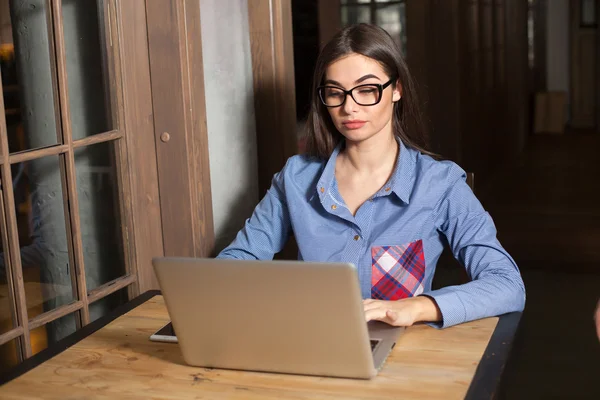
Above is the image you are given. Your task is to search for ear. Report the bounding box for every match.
[392,80,402,102]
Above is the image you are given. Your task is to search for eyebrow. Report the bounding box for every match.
[323,74,382,87]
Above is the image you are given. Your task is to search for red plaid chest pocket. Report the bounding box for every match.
[371,240,425,300]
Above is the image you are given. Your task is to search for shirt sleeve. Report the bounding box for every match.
[216,159,292,260]
[422,164,526,328]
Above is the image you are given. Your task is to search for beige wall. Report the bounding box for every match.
[199,0,259,253]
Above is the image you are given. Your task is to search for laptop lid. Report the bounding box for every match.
[152,257,379,379]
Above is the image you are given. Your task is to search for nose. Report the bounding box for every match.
[341,92,359,114]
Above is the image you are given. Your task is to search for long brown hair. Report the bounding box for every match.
[304,23,432,159]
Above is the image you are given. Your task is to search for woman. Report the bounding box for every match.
[217,23,525,328]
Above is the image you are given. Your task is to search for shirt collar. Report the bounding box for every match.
[315,138,416,205]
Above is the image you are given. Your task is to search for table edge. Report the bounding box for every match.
[0,291,521,397]
[464,311,522,400]
[0,290,161,386]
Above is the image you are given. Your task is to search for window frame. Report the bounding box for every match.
[0,0,138,361]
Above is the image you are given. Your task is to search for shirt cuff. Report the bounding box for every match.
[419,288,467,329]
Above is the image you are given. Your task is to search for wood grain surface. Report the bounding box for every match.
[1,295,498,400]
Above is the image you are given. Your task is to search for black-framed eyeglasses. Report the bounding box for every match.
[317,78,395,107]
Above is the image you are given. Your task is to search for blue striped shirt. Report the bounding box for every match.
[217,139,526,328]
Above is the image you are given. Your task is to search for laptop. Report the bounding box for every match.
[151,257,404,379]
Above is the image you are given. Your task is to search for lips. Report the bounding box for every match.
[342,120,366,130]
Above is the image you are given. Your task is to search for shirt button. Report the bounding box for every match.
[320,187,325,193]
[385,187,391,192]
[331,204,337,210]
[353,235,360,241]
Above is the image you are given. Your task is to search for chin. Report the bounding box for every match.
[340,128,376,143]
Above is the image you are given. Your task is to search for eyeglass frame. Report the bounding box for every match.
[317,78,396,108]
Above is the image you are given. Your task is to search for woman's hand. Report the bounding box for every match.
[363,296,442,327]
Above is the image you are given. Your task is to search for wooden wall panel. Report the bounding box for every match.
[598,0,600,134]
[183,0,215,258]
[248,0,298,196]
[532,0,547,93]
[318,0,342,48]
[118,0,163,291]
[0,0,11,44]
[146,2,194,257]
[570,0,598,129]
[405,0,431,148]
[428,0,462,162]
[407,0,529,179]
[505,0,529,155]
[144,1,214,260]
[406,0,462,162]
[292,0,320,121]
[248,0,298,259]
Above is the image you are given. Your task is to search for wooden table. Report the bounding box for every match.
[0,291,520,399]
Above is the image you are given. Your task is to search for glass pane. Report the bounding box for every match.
[376,3,406,55]
[62,0,116,139]
[4,1,62,153]
[12,155,75,318]
[0,338,19,376]
[30,311,77,356]
[89,287,128,323]
[75,141,126,291]
[581,0,596,26]
[0,219,16,336]
[342,6,371,26]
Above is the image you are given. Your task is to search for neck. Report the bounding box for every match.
[341,132,398,176]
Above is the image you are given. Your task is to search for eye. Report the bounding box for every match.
[325,88,344,98]
[357,87,377,94]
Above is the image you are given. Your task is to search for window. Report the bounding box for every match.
[580,0,597,27]
[0,0,135,370]
[340,0,407,56]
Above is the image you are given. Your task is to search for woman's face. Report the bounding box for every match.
[323,53,401,144]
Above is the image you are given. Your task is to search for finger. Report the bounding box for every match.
[365,308,407,326]
[363,302,385,312]
[364,308,389,322]
[386,309,399,324]
[363,299,376,305]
